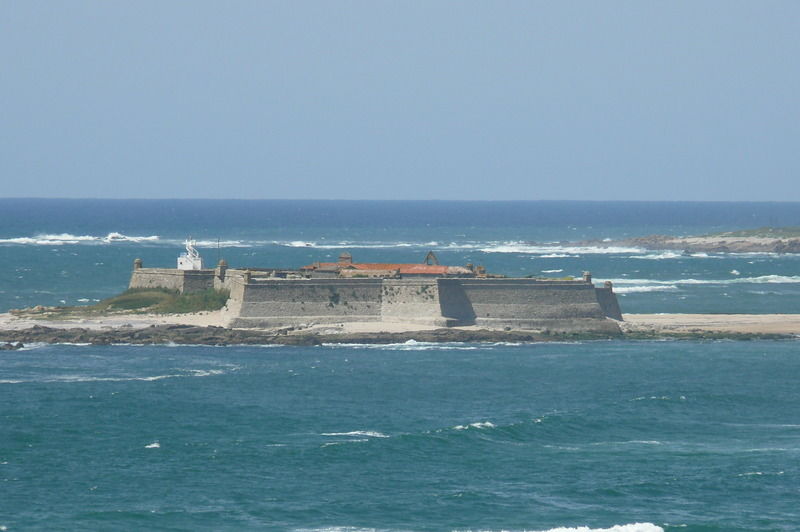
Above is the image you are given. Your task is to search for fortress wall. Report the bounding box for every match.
[229,278,383,328]
[380,279,451,326]
[595,286,623,321]
[218,272,247,326]
[182,270,217,293]
[128,268,215,293]
[437,279,477,325]
[456,279,607,328]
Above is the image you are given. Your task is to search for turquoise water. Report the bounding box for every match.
[1,200,800,531]
[2,341,799,531]
[1,200,800,314]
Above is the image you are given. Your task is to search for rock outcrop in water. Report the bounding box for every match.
[0,322,624,347]
[554,230,800,254]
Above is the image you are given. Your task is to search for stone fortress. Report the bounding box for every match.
[129,241,622,332]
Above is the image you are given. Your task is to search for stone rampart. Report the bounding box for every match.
[129,266,623,332]
[129,268,214,293]
[227,278,383,328]
[381,279,452,326]
[455,279,608,329]
[595,285,623,321]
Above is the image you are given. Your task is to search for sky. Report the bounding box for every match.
[1,1,798,201]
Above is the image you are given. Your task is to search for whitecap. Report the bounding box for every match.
[480,242,644,255]
[4,368,231,384]
[145,442,160,449]
[193,239,249,248]
[322,341,481,351]
[527,525,664,532]
[541,269,563,273]
[321,439,368,447]
[600,275,800,287]
[629,251,683,260]
[321,431,389,438]
[0,232,160,246]
[453,421,496,430]
[613,285,679,294]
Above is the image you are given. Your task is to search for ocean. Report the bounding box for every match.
[1,199,799,531]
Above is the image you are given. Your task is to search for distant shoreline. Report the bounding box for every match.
[568,229,800,254]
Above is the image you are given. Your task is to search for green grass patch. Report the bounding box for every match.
[153,288,230,313]
[16,288,231,318]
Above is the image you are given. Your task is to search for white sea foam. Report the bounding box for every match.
[321,431,389,438]
[541,269,563,273]
[324,340,481,351]
[294,527,402,531]
[629,251,683,260]
[193,239,249,248]
[480,242,644,255]
[0,232,159,246]
[737,471,783,476]
[1,368,230,384]
[145,442,160,449]
[613,285,678,294]
[450,524,664,532]
[528,525,664,532]
[321,440,368,447]
[453,421,496,430]
[601,275,800,287]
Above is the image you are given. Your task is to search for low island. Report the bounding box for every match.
[566,227,800,254]
[1,238,798,348]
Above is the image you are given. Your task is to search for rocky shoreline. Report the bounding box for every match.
[0,320,795,349]
[0,323,624,347]
[573,233,800,253]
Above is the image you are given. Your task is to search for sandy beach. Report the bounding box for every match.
[0,310,228,331]
[622,313,800,336]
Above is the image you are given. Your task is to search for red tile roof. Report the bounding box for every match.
[302,262,450,275]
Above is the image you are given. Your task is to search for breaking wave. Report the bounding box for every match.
[322,340,482,351]
[479,243,643,255]
[603,275,800,287]
[629,251,684,260]
[521,525,664,532]
[0,232,159,246]
[0,368,232,384]
[613,285,679,294]
[321,431,389,438]
[295,524,663,532]
[453,421,496,430]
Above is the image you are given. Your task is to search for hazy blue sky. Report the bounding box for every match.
[1,1,798,200]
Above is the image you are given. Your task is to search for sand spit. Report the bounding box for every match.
[622,313,800,336]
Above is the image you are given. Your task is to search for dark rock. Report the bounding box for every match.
[1,342,24,350]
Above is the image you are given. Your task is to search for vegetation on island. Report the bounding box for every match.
[12,288,230,319]
[704,226,800,238]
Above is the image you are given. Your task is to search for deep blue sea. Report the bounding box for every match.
[1,199,799,531]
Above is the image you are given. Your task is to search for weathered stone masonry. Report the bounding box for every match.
[129,261,623,330]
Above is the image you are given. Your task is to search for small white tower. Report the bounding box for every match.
[177,238,203,270]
